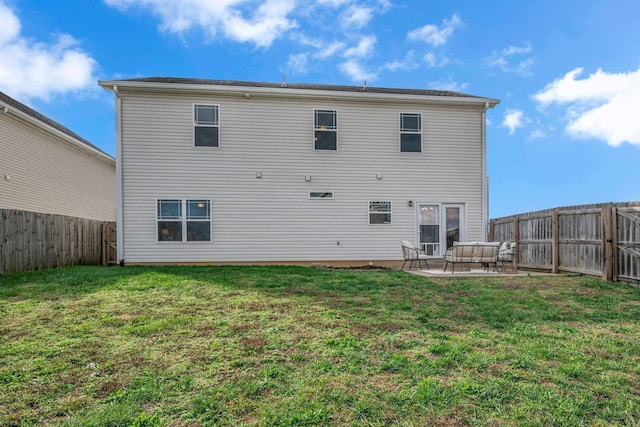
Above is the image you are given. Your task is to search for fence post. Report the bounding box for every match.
[102,222,107,266]
[513,217,519,271]
[552,210,559,274]
[488,220,494,242]
[602,207,614,282]
[612,207,618,282]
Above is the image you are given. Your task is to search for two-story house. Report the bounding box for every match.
[99,77,498,267]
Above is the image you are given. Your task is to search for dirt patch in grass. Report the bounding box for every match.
[315,265,393,271]
[241,335,268,354]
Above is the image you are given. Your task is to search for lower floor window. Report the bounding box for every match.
[369,201,392,224]
[157,199,211,242]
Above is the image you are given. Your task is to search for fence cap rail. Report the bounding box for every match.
[1,208,115,274]
[491,201,640,222]
[489,201,640,284]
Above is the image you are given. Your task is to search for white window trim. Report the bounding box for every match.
[399,112,422,153]
[309,191,335,199]
[156,198,213,243]
[193,104,221,149]
[313,108,338,151]
[368,201,392,225]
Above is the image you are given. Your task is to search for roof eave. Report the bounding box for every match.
[98,80,500,108]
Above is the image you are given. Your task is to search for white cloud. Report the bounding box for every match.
[534,67,640,146]
[340,5,373,29]
[0,1,97,102]
[407,14,462,46]
[104,0,298,48]
[534,67,640,104]
[428,78,468,92]
[502,109,525,135]
[0,0,20,44]
[382,51,418,72]
[315,0,351,6]
[377,0,392,11]
[313,0,389,10]
[503,44,532,56]
[339,34,378,81]
[314,41,346,60]
[104,0,395,84]
[284,52,310,74]
[339,59,377,82]
[283,39,348,76]
[343,34,376,58]
[487,42,534,76]
[527,129,546,140]
[423,52,449,68]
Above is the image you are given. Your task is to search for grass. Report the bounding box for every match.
[1,265,639,426]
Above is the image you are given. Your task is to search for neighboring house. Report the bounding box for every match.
[98,77,499,266]
[0,91,116,221]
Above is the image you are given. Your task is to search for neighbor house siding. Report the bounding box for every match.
[0,111,116,221]
[117,88,485,263]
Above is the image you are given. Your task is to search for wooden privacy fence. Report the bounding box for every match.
[489,202,640,283]
[102,221,117,267]
[0,209,117,274]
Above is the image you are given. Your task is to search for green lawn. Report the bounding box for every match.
[1,265,639,426]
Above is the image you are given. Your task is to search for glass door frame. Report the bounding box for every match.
[417,202,467,257]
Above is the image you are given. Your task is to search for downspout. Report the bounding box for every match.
[113,85,125,265]
[481,102,489,241]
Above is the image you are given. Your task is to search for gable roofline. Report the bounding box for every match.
[0,91,115,165]
[98,77,500,107]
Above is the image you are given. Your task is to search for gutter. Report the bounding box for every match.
[98,80,500,108]
[481,101,496,240]
[101,84,125,265]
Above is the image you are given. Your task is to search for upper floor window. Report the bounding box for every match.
[157,199,211,242]
[314,109,337,150]
[194,104,220,147]
[400,113,422,153]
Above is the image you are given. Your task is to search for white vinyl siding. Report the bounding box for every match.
[117,89,485,263]
[0,111,116,221]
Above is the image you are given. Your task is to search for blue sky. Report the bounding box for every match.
[1,0,639,218]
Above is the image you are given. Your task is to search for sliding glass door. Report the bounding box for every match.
[419,203,465,256]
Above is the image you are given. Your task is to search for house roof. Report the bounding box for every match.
[99,77,500,106]
[0,91,115,163]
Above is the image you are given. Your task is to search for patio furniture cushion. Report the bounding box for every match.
[443,241,500,273]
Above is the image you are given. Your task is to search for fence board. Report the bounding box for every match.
[490,202,640,283]
[0,208,116,274]
[617,208,640,283]
[102,222,118,265]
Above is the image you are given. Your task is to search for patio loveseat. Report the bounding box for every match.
[443,241,501,273]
